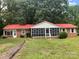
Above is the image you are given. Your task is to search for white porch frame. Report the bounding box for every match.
[45,28,46,37]
[31,28,59,37]
[31,28,32,37]
[45,28,51,37]
[3,30,5,36]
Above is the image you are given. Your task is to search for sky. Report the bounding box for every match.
[69,0,79,6]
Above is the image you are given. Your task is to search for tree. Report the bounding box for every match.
[0,0,6,27]
[0,0,7,36]
[34,0,69,23]
[14,0,69,24]
[3,0,20,24]
[2,0,69,24]
[68,5,79,27]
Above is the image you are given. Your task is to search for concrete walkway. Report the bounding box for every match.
[0,40,25,59]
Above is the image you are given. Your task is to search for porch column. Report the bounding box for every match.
[3,30,5,36]
[31,28,32,37]
[70,29,72,33]
[49,28,51,37]
[74,28,76,33]
[12,30,14,37]
[45,28,46,38]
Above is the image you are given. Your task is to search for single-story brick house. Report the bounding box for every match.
[3,21,77,38]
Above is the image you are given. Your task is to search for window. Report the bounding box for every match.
[7,32,10,35]
[71,29,74,33]
[21,30,25,35]
[50,28,59,36]
[14,30,16,35]
[46,28,49,33]
[32,28,59,37]
[63,29,65,32]
[5,30,12,36]
[32,28,45,36]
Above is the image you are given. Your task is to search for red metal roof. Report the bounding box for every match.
[3,24,33,30]
[3,21,77,30]
[56,24,77,28]
[43,21,77,28]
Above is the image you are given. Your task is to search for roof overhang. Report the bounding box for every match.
[32,21,60,28]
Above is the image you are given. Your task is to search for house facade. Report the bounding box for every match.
[3,21,77,38]
[3,24,32,38]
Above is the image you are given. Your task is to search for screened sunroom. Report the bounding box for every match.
[31,21,60,37]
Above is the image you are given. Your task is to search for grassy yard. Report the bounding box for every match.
[14,37,79,59]
[0,38,24,54]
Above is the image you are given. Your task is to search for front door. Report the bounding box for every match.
[26,29,31,37]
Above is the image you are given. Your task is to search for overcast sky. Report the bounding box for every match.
[69,0,79,6]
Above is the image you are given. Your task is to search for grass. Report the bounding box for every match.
[0,38,24,54]
[15,37,79,59]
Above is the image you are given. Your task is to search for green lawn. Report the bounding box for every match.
[15,37,79,59]
[0,38,24,54]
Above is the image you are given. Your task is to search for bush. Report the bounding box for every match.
[27,33,31,37]
[59,32,68,39]
[77,33,79,36]
[1,35,7,39]
[20,34,25,38]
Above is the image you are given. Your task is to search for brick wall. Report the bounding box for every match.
[68,33,77,37]
[17,29,21,37]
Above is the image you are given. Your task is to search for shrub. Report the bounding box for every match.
[77,33,79,36]
[1,35,7,39]
[20,34,25,38]
[27,33,31,37]
[59,32,68,39]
